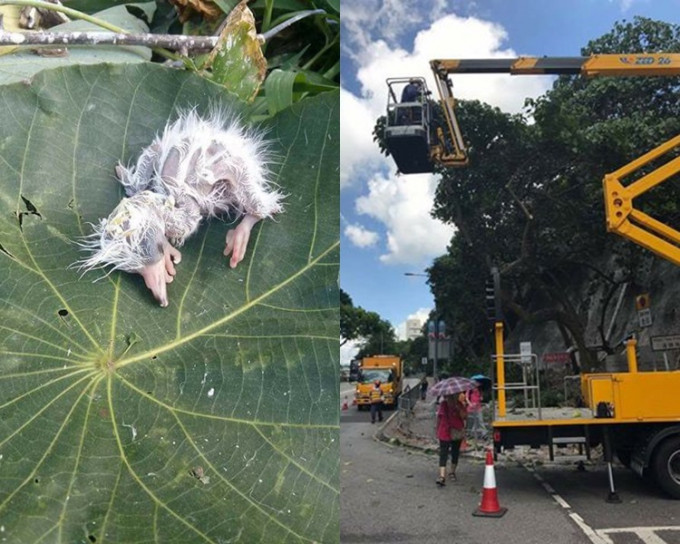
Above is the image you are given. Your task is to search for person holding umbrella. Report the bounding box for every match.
[429,377,476,486]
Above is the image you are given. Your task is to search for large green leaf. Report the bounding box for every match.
[0,63,339,543]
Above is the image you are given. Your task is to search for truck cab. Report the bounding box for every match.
[354,355,403,409]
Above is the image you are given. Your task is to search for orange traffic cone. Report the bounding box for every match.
[342,396,349,411]
[352,397,357,406]
[460,438,468,452]
[473,449,507,517]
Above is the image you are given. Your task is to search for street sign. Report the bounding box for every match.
[638,308,652,328]
[542,352,571,364]
[520,341,532,365]
[428,339,451,360]
[651,335,680,351]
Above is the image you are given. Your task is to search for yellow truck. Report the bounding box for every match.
[386,53,680,499]
[354,355,403,410]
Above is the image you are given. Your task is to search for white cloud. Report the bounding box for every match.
[341,8,554,266]
[341,340,361,365]
[340,88,387,188]
[608,0,637,11]
[341,0,448,52]
[351,13,553,117]
[354,172,455,264]
[344,223,379,248]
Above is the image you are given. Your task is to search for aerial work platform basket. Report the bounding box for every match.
[384,77,434,174]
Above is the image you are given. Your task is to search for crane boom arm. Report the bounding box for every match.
[431,53,680,77]
[428,53,680,268]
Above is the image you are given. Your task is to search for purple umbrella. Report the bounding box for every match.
[428,376,478,397]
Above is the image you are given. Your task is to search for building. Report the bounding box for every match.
[406,318,423,340]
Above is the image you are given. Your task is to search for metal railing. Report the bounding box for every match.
[492,352,542,419]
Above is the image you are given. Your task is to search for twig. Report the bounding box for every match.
[0,8,327,53]
[0,30,219,51]
[0,0,178,60]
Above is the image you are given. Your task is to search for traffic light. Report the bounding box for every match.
[485,278,496,321]
[485,266,503,322]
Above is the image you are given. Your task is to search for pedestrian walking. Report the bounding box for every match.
[466,382,487,443]
[370,380,384,424]
[435,393,467,486]
[420,376,428,400]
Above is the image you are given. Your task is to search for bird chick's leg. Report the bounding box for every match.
[224,214,261,269]
[140,241,181,307]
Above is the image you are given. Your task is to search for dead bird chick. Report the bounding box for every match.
[78,108,284,307]
[115,108,284,268]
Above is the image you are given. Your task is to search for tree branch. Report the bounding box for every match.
[0,30,220,51]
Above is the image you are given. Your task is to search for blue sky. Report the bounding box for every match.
[340,0,680,362]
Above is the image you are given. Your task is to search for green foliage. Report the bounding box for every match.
[340,289,397,357]
[0,65,339,543]
[395,336,428,375]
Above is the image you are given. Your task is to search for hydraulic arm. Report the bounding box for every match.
[430,54,680,168]
[427,53,680,267]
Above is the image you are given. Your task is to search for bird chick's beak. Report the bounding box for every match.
[139,242,181,307]
[140,259,170,307]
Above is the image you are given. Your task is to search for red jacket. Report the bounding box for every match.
[436,399,466,441]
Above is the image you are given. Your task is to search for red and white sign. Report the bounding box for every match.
[542,352,571,364]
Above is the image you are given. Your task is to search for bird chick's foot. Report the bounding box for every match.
[224,214,261,269]
[140,242,181,307]
[165,243,182,272]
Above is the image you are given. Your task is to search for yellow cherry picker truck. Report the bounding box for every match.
[384,54,680,500]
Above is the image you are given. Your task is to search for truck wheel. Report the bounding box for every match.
[652,436,680,499]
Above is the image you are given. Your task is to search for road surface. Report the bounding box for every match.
[340,389,680,543]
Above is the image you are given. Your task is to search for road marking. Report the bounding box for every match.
[522,462,607,544]
[599,527,680,544]
[523,463,680,544]
[569,513,610,544]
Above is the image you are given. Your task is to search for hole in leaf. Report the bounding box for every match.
[151,356,157,360]
[21,196,40,215]
[58,309,69,317]
[16,195,42,231]
[0,242,14,260]
[33,477,40,484]
[88,535,97,543]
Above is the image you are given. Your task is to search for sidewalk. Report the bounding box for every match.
[378,398,603,465]
[378,397,492,460]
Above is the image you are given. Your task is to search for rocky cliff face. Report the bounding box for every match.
[505,255,680,375]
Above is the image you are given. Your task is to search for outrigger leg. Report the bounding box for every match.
[602,426,621,503]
